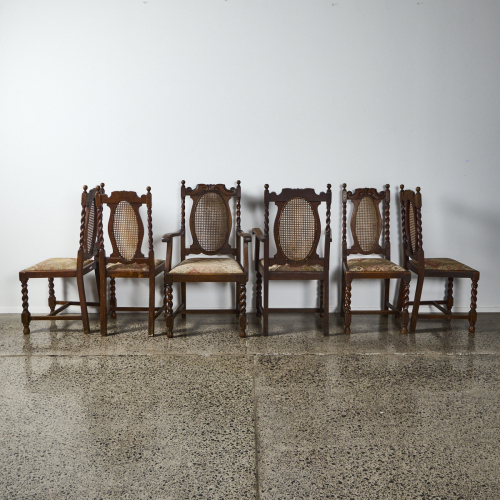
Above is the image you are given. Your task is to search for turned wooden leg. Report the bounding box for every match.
[400,276,410,334]
[239,283,247,338]
[446,277,454,315]
[319,280,324,318]
[94,265,101,300]
[48,278,56,314]
[263,274,269,336]
[256,271,262,318]
[21,278,30,335]
[109,277,117,319]
[165,282,174,338]
[469,277,478,334]
[344,276,352,334]
[340,272,346,317]
[148,274,155,337]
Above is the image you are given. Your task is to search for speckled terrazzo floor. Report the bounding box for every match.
[1,313,499,499]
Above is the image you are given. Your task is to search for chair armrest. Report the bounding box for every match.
[253,228,267,242]
[162,229,184,243]
[237,229,252,243]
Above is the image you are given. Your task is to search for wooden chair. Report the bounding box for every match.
[253,185,332,335]
[19,185,103,335]
[341,184,411,334]
[96,187,165,336]
[163,181,251,338]
[399,185,479,333]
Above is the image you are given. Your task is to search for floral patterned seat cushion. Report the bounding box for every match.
[24,258,93,272]
[411,258,475,272]
[170,258,243,275]
[260,259,323,272]
[347,258,406,272]
[107,259,164,272]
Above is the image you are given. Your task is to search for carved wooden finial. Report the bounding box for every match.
[100,183,105,189]
[416,186,421,192]
[342,183,346,189]
[385,184,390,190]
[237,180,241,185]
[264,184,269,190]
[400,184,404,190]
[147,186,151,193]
[83,185,88,191]
[181,180,185,186]
[327,183,332,190]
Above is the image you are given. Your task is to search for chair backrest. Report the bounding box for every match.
[181,182,241,258]
[342,184,391,261]
[264,185,331,266]
[79,184,104,260]
[399,185,424,262]
[96,187,153,262]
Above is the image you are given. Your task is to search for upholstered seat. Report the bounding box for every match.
[24,258,94,272]
[409,258,475,272]
[107,259,164,272]
[347,258,405,273]
[260,260,324,272]
[170,257,243,275]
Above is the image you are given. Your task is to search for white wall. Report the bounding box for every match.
[1,0,499,315]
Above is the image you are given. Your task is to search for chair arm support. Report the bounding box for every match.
[253,228,267,242]
[162,229,184,243]
[237,229,252,243]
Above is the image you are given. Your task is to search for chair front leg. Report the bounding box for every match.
[400,275,410,334]
[21,277,30,335]
[469,276,478,334]
[148,274,155,337]
[263,273,269,336]
[165,280,174,338]
[109,277,117,319]
[319,280,324,318]
[256,271,262,317]
[383,279,390,317]
[344,275,352,334]
[239,282,247,338]
[447,277,454,315]
[340,269,346,317]
[48,278,56,314]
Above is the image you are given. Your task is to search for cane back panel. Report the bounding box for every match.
[400,186,423,259]
[185,183,239,256]
[80,186,100,260]
[343,186,387,256]
[101,191,148,262]
[267,188,331,265]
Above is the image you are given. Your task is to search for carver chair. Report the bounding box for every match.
[19,184,103,335]
[96,187,165,336]
[399,185,479,333]
[163,181,251,338]
[253,185,332,335]
[341,184,411,334]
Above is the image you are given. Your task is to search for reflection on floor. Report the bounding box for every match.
[1,313,499,499]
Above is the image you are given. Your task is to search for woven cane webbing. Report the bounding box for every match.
[408,202,417,253]
[85,200,96,255]
[113,201,139,260]
[193,192,229,252]
[278,197,316,261]
[355,196,379,252]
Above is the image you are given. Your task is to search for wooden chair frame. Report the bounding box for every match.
[341,184,411,334]
[399,185,479,333]
[96,187,165,336]
[19,184,103,335]
[253,185,332,335]
[163,181,251,338]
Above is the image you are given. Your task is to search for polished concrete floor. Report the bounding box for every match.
[1,312,499,499]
